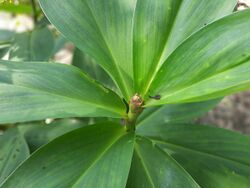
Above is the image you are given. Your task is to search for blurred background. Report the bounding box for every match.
[0,0,250,134]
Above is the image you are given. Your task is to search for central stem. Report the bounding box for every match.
[125,93,144,132]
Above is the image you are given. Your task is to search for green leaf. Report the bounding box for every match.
[0,128,29,184]
[147,9,250,106]
[0,30,14,44]
[137,123,250,187]
[137,99,220,130]
[51,35,67,55]
[39,0,237,99]
[0,61,126,124]
[39,0,136,100]
[126,136,199,188]
[18,119,85,152]
[9,26,54,61]
[1,123,135,188]
[72,48,117,93]
[0,44,10,59]
[133,0,236,96]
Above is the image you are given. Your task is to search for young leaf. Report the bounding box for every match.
[126,136,199,188]
[0,128,29,185]
[137,99,220,130]
[1,123,135,188]
[9,26,54,61]
[137,123,250,187]
[147,9,250,106]
[0,61,126,124]
[133,0,237,96]
[39,0,136,100]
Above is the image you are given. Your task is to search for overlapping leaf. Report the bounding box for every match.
[1,123,135,188]
[39,0,237,99]
[137,99,220,130]
[0,61,126,123]
[137,123,250,187]
[0,128,29,184]
[9,26,54,61]
[146,9,250,106]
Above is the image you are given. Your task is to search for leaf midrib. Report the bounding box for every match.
[70,131,125,188]
[150,138,250,168]
[84,1,132,100]
[0,83,123,117]
[134,144,156,188]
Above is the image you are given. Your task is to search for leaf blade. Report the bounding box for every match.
[137,123,250,187]
[1,123,135,188]
[0,61,126,123]
[0,128,29,184]
[147,9,250,106]
[126,136,199,188]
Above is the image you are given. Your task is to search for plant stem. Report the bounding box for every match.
[30,0,37,24]
[125,94,144,132]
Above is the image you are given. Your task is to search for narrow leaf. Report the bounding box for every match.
[137,123,250,187]
[133,0,236,96]
[0,61,126,124]
[126,136,199,188]
[137,99,220,130]
[39,0,136,100]
[147,9,250,106]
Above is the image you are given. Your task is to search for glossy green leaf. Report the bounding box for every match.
[18,119,85,152]
[72,48,117,92]
[0,61,126,124]
[137,99,220,130]
[0,128,29,184]
[147,9,250,106]
[39,0,237,99]
[9,27,54,61]
[137,123,250,187]
[133,0,236,96]
[39,0,136,100]
[1,123,135,188]
[126,136,199,188]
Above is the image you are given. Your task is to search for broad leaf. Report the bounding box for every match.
[137,123,250,187]
[0,61,126,124]
[133,0,237,95]
[18,119,85,152]
[39,0,136,100]
[147,9,250,106]
[0,128,29,184]
[72,48,117,92]
[137,99,220,130]
[1,123,135,188]
[126,136,199,188]
[9,26,54,61]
